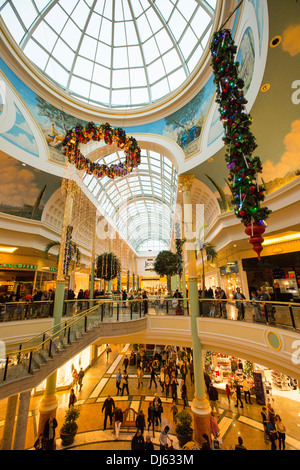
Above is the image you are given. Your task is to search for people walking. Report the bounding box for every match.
[234,287,246,321]
[43,416,58,450]
[242,376,252,404]
[210,411,220,439]
[152,393,162,426]
[181,382,188,409]
[261,407,270,444]
[116,368,122,395]
[121,370,129,396]
[267,417,278,450]
[72,368,78,389]
[136,410,146,434]
[234,383,244,409]
[144,434,154,450]
[159,426,172,450]
[235,436,247,450]
[131,429,145,450]
[147,403,155,437]
[137,366,144,389]
[114,407,123,440]
[149,366,158,389]
[123,355,129,372]
[189,359,194,384]
[208,383,220,415]
[78,368,84,391]
[226,384,231,405]
[170,377,179,403]
[102,395,115,430]
[159,367,165,392]
[201,434,211,450]
[68,388,77,408]
[170,400,178,424]
[275,414,286,450]
[165,373,170,398]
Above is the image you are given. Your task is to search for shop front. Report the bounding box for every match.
[219,261,241,298]
[242,252,300,301]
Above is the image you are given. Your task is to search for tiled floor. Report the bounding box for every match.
[0,343,299,451]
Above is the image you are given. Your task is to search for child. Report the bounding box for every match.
[170,400,178,424]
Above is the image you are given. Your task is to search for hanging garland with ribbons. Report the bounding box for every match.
[62,122,141,179]
[63,225,73,277]
[210,29,272,260]
[96,252,121,281]
[175,221,186,278]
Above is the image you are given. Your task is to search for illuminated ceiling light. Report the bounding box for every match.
[270,36,282,47]
[262,233,300,246]
[0,246,18,253]
[261,83,271,93]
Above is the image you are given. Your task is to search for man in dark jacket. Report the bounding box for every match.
[131,429,145,450]
[208,383,220,415]
[102,395,115,430]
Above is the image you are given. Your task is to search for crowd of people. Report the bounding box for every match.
[199,285,276,325]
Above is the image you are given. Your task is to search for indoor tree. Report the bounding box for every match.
[196,228,217,298]
[154,250,179,294]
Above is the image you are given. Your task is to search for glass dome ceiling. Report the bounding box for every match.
[81,147,178,253]
[0,0,217,108]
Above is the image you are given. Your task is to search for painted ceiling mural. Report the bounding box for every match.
[0,152,61,220]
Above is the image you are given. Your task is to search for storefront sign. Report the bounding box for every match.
[220,261,239,275]
[0,263,37,270]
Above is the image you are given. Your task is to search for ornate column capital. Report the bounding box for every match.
[178,173,195,192]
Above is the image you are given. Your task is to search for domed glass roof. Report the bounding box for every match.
[0,0,216,109]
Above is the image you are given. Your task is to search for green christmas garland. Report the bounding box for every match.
[62,122,141,179]
[96,252,121,281]
[175,221,186,277]
[210,29,271,226]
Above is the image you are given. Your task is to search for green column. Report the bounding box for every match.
[179,174,211,446]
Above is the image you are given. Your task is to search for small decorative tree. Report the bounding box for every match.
[154,250,179,294]
[60,407,80,446]
[175,409,193,448]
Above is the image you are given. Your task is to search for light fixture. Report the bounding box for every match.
[270,35,282,47]
[261,84,271,93]
[0,246,18,253]
[262,232,300,246]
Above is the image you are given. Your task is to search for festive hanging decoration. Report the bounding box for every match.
[62,122,141,179]
[96,252,121,281]
[63,225,73,277]
[117,270,121,293]
[132,273,135,292]
[210,29,271,260]
[174,221,186,278]
[127,270,130,292]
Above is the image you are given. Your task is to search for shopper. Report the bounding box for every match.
[102,395,115,430]
[170,400,178,424]
[210,411,220,439]
[144,434,154,451]
[226,384,231,405]
[242,376,252,404]
[123,355,129,372]
[121,370,129,396]
[275,414,286,450]
[147,403,155,437]
[235,436,247,450]
[261,407,269,444]
[105,344,111,361]
[181,382,188,409]
[234,383,244,409]
[216,287,227,318]
[189,359,194,384]
[170,377,179,403]
[43,416,58,450]
[201,434,211,450]
[165,373,170,398]
[72,368,78,389]
[116,368,122,395]
[234,287,246,321]
[208,383,220,415]
[204,371,212,392]
[136,410,146,434]
[149,366,158,389]
[251,291,263,322]
[152,393,163,426]
[114,407,123,440]
[78,368,84,391]
[137,365,144,389]
[131,429,145,450]
[159,426,172,450]
[68,388,77,408]
[159,367,165,392]
[267,417,278,450]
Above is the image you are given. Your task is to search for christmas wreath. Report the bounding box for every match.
[62,122,141,179]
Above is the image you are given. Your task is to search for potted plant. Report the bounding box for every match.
[60,407,80,447]
[175,409,193,448]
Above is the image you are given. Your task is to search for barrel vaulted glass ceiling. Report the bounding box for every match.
[82,148,178,253]
[0,0,217,108]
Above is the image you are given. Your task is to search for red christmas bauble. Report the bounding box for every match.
[245,222,266,260]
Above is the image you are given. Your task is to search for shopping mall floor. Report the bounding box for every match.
[1,344,300,451]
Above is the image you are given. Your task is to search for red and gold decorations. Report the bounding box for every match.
[62,122,141,179]
[210,29,271,259]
